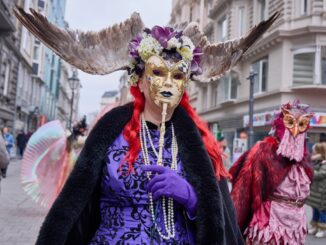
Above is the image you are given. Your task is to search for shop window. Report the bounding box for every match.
[293,51,314,86]
[251,58,268,94]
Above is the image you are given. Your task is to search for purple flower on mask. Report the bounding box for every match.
[190,47,203,75]
[129,34,142,58]
[151,26,176,48]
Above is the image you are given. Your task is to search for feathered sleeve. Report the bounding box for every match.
[229,144,259,231]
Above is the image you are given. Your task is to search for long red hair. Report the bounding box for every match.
[123,86,230,179]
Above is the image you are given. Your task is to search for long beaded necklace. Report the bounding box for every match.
[140,114,178,240]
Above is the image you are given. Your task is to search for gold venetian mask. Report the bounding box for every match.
[282,108,312,137]
[142,55,190,108]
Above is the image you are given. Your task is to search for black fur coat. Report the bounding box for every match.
[36,103,243,245]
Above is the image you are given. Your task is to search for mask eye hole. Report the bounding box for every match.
[284,115,295,128]
[173,73,185,80]
[152,69,164,77]
[298,118,310,132]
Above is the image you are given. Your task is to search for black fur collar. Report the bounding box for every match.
[36,103,243,245]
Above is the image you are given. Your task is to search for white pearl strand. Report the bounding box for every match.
[140,114,178,240]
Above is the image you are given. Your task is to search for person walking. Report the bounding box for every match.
[306,142,326,238]
[1,127,14,178]
[16,130,27,158]
[0,134,9,181]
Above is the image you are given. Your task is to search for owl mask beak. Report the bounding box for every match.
[289,125,299,138]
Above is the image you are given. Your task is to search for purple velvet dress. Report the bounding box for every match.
[90,122,194,244]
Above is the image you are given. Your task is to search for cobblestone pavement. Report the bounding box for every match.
[0,159,326,244]
[0,159,47,245]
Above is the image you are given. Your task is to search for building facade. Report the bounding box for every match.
[40,0,66,122]
[15,0,79,133]
[100,90,120,110]
[56,60,74,129]
[15,0,44,133]
[170,0,326,152]
[0,0,20,131]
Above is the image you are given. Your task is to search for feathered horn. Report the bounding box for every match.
[13,6,144,75]
[183,12,280,83]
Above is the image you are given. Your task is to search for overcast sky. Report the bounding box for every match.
[65,0,172,116]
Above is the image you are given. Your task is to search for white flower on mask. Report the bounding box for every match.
[138,36,163,61]
[180,36,195,52]
[167,37,181,49]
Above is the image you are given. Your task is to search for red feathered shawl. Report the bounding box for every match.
[230,136,313,231]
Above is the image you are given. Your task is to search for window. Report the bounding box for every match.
[217,72,238,102]
[38,0,45,8]
[211,82,218,107]
[3,63,11,96]
[238,7,245,36]
[293,51,314,86]
[322,58,326,85]
[218,16,228,42]
[257,0,267,21]
[207,0,212,11]
[252,58,268,94]
[189,6,193,22]
[202,86,207,109]
[32,62,39,75]
[301,0,308,15]
[33,45,40,60]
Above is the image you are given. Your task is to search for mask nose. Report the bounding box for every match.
[290,125,299,137]
[164,74,173,88]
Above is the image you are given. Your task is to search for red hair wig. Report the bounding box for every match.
[123,86,230,179]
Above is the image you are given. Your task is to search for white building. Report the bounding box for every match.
[100,90,120,110]
[170,0,326,150]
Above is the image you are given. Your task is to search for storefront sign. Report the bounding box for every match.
[310,113,326,127]
[243,111,274,127]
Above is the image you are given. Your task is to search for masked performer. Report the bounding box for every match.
[230,101,313,245]
[15,7,278,245]
[21,117,87,208]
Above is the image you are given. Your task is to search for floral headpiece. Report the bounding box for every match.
[128,26,203,86]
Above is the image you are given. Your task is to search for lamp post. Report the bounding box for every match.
[68,69,80,130]
[246,68,258,149]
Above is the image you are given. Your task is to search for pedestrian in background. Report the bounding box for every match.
[1,127,14,178]
[218,137,232,170]
[306,142,326,238]
[0,134,9,182]
[16,130,27,158]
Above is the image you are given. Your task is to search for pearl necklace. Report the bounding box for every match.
[140,114,178,240]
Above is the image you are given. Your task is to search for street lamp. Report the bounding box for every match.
[246,68,258,149]
[68,69,80,130]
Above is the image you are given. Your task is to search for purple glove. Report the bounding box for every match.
[141,165,197,218]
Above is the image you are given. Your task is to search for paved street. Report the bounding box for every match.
[0,159,326,244]
[0,159,47,245]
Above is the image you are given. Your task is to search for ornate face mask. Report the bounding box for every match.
[144,55,189,108]
[282,108,312,137]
